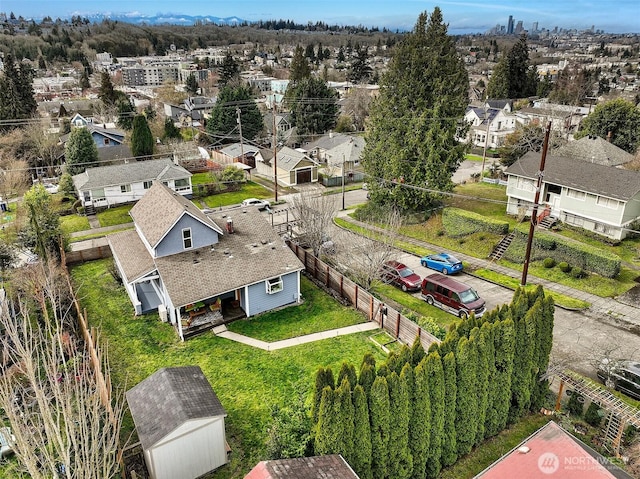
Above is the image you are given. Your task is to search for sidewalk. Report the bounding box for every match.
[335,209,640,329]
[212,322,379,350]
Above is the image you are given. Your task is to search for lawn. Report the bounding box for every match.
[59,213,90,234]
[69,259,386,478]
[199,181,273,209]
[227,276,367,341]
[97,205,134,227]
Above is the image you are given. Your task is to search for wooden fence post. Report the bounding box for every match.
[326,265,330,287]
[369,296,374,321]
[555,379,565,412]
[395,312,400,338]
[340,275,344,298]
[355,285,358,311]
[314,257,318,279]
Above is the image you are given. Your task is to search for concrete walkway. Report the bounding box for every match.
[335,209,640,329]
[213,322,379,350]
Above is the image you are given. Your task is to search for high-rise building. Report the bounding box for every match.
[507,15,514,34]
[515,21,524,34]
[532,21,539,33]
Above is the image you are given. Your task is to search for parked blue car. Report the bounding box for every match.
[420,253,463,275]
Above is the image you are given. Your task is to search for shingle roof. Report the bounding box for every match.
[72,158,191,191]
[244,455,360,479]
[108,230,156,282]
[220,143,259,158]
[276,146,316,172]
[505,151,640,201]
[552,136,634,167]
[129,182,223,248]
[126,366,226,451]
[325,136,365,164]
[155,208,304,307]
[304,133,354,151]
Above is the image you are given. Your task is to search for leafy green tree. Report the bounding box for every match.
[0,54,37,130]
[304,43,316,62]
[498,123,565,167]
[387,372,412,479]
[410,360,430,479]
[441,351,458,466]
[337,46,346,63]
[362,8,469,214]
[185,72,199,95]
[455,337,479,456]
[21,184,63,261]
[207,85,264,141]
[289,45,311,82]
[65,127,98,175]
[487,34,538,99]
[58,173,75,197]
[369,376,390,479]
[287,77,339,136]
[425,352,445,478]
[163,118,181,140]
[584,401,602,426]
[351,385,372,479]
[567,391,584,416]
[219,51,239,87]
[576,99,640,153]
[266,393,312,459]
[130,114,154,158]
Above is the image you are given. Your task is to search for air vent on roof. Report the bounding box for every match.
[261,239,267,245]
[224,249,230,255]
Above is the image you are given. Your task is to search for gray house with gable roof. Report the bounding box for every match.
[126,366,229,479]
[108,182,304,339]
[505,140,640,240]
[72,158,192,211]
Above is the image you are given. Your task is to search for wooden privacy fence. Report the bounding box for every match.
[288,243,440,351]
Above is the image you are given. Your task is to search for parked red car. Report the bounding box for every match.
[380,260,422,292]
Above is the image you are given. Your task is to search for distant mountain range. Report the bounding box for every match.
[62,13,248,26]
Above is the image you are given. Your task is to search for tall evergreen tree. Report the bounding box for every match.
[0,54,37,129]
[348,46,372,83]
[207,85,264,141]
[79,69,91,90]
[487,34,538,99]
[509,295,536,423]
[358,362,376,397]
[98,70,118,106]
[455,337,479,456]
[130,114,154,158]
[491,318,515,435]
[410,360,430,479]
[352,385,372,479]
[369,376,390,479]
[473,326,491,445]
[441,351,458,466]
[289,45,311,83]
[312,367,335,423]
[337,362,357,391]
[185,72,199,95]
[335,378,355,462]
[576,99,640,153]
[531,295,555,411]
[65,127,98,175]
[410,336,426,366]
[163,118,181,139]
[387,372,412,479]
[116,99,135,130]
[314,387,338,455]
[219,52,239,87]
[425,352,445,479]
[21,184,63,262]
[287,77,339,136]
[361,8,469,214]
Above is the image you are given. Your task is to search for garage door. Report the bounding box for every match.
[296,168,312,184]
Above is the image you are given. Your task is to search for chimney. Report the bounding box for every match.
[607,131,613,143]
[226,218,234,234]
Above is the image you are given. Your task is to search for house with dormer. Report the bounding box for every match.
[108,182,304,340]
[464,105,519,149]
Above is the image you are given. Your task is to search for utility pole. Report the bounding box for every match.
[480,105,491,181]
[341,153,346,210]
[521,120,552,286]
[272,102,278,202]
[236,107,245,165]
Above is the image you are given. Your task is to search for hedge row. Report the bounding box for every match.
[503,225,621,278]
[442,208,509,237]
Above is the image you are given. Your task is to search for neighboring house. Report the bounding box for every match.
[303,132,361,163]
[263,112,292,136]
[126,366,229,479]
[505,150,640,240]
[72,158,192,211]
[552,135,634,167]
[163,96,216,122]
[517,101,589,136]
[464,106,519,149]
[108,182,304,339]
[60,124,126,148]
[245,455,360,479]
[210,143,260,169]
[255,146,318,187]
[474,421,633,479]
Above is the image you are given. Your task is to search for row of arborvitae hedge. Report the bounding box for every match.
[503,225,621,278]
[312,287,554,479]
[442,207,509,237]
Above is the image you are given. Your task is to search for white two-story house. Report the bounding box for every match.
[73,158,192,212]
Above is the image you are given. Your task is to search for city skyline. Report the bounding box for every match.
[1,1,638,34]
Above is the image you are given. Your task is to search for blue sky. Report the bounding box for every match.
[3,1,638,34]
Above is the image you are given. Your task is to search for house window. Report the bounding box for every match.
[92,188,106,201]
[103,138,110,145]
[175,178,189,191]
[564,214,584,227]
[266,276,283,294]
[143,181,152,189]
[516,177,535,192]
[566,189,586,200]
[596,196,619,209]
[120,185,131,193]
[182,228,192,249]
[594,222,612,235]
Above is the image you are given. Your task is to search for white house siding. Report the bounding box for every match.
[83,180,192,208]
[244,270,300,316]
[145,418,227,479]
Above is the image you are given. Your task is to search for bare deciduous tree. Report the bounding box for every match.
[0,159,30,200]
[0,261,124,479]
[290,191,338,256]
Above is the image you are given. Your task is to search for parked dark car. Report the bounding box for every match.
[597,359,640,400]
[380,260,422,292]
[420,253,463,275]
[420,273,485,319]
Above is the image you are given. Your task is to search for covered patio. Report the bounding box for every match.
[179,297,246,339]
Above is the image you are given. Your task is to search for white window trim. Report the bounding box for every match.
[566,188,586,200]
[182,228,192,250]
[266,276,283,294]
[143,181,152,189]
[120,184,131,193]
[596,196,618,209]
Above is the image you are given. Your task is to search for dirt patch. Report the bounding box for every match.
[616,284,640,307]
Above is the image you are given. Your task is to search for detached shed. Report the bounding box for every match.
[126,366,228,479]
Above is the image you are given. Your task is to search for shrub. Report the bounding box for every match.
[76,206,85,215]
[570,267,585,279]
[441,207,509,237]
[416,316,446,340]
[566,390,584,416]
[543,258,556,268]
[558,262,571,273]
[584,402,602,427]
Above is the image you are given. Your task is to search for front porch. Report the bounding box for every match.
[179,298,246,340]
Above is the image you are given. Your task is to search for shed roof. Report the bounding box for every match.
[72,158,190,191]
[275,146,316,172]
[126,366,226,450]
[244,455,360,479]
[505,152,640,201]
